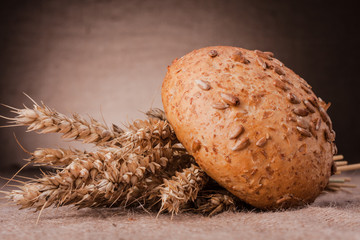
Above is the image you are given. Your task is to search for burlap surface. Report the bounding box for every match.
[1,173,359,240]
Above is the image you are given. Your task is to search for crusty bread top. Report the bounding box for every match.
[162,46,336,209]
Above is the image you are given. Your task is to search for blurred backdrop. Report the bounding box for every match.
[0,0,359,170]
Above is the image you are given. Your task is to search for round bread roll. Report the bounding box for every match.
[161,46,337,209]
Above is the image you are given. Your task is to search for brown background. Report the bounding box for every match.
[0,0,359,169]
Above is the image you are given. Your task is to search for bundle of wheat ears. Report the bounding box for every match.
[0,95,359,220]
[0,97,239,219]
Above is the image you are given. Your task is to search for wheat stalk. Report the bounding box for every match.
[323,155,360,193]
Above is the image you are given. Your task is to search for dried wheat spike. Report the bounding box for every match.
[1,101,122,145]
[6,157,96,211]
[30,148,84,166]
[155,164,208,215]
[6,142,190,210]
[109,118,178,153]
[195,192,238,216]
[76,145,194,208]
[5,148,111,210]
[104,108,175,151]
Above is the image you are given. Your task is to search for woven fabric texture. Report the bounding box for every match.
[1,174,359,240]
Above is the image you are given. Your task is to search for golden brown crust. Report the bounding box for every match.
[161,46,335,209]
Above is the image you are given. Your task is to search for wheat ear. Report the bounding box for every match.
[66,144,196,208]
[5,142,191,210]
[194,192,238,216]
[1,102,122,145]
[108,117,178,152]
[6,156,97,211]
[155,164,208,216]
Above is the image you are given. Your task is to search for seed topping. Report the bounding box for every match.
[264,51,274,57]
[272,58,284,67]
[220,93,240,106]
[195,80,211,91]
[208,50,218,57]
[256,57,267,69]
[315,118,321,130]
[293,108,309,116]
[331,129,336,139]
[232,137,250,151]
[296,117,310,129]
[212,102,229,110]
[301,85,312,94]
[319,107,330,124]
[331,142,338,155]
[296,126,312,137]
[303,100,316,113]
[309,125,317,138]
[232,51,250,64]
[299,78,312,89]
[229,125,244,139]
[192,139,202,152]
[307,96,319,108]
[280,75,293,86]
[256,136,268,147]
[273,79,290,91]
[254,50,272,60]
[324,128,335,142]
[274,66,285,75]
[287,93,301,104]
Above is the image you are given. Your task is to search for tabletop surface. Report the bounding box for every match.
[1,172,359,240]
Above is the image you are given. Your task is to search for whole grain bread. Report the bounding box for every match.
[161,46,336,209]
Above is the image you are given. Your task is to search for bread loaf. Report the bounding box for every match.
[161,46,336,209]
